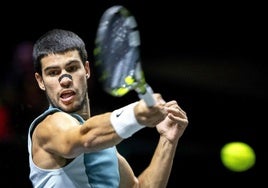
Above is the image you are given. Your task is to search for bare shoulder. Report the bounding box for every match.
[31,111,81,168]
[34,111,80,139]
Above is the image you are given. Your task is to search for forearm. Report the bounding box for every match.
[80,102,146,152]
[80,112,123,152]
[137,136,178,188]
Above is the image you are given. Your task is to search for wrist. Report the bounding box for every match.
[110,102,145,138]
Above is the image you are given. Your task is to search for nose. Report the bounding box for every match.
[58,74,72,87]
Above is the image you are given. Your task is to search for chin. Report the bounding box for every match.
[65,102,84,113]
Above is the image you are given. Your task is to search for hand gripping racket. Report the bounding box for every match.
[94,5,155,107]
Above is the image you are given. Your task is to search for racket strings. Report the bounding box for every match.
[103,15,140,91]
[95,6,146,97]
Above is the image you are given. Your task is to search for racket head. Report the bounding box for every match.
[94,5,146,97]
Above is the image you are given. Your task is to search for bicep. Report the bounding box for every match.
[34,112,83,158]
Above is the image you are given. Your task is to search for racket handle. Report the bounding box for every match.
[138,84,155,107]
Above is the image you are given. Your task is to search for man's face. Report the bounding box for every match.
[35,50,90,113]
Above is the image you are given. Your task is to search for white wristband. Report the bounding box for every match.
[110,102,145,138]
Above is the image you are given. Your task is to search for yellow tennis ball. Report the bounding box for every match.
[220,142,256,172]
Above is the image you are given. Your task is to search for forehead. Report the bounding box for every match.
[41,50,81,68]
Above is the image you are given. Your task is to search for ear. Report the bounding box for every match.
[85,61,91,79]
[35,73,45,91]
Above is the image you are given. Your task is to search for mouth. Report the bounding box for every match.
[60,90,76,104]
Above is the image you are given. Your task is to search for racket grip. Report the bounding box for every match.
[138,84,155,107]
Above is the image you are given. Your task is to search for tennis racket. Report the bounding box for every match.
[94,5,155,107]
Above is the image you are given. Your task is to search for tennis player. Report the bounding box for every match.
[28,29,188,187]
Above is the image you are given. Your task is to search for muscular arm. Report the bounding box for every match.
[118,100,188,188]
[118,138,177,188]
[32,111,122,168]
[137,136,178,187]
[32,96,167,168]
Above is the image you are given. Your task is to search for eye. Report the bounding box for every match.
[67,65,78,72]
[47,70,60,76]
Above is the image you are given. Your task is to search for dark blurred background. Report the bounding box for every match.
[1,1,262,187]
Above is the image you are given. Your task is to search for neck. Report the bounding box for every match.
[77,93,91,120]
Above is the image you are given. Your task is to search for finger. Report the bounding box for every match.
[166,104,186,116]
[164,100,177,107]
[168,113,189,128]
